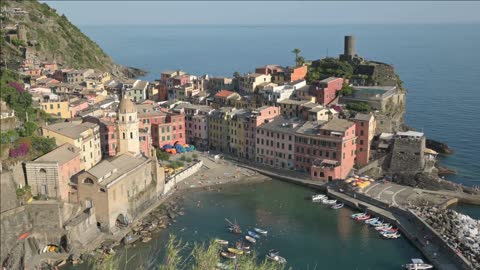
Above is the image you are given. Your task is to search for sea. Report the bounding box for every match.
[66,24,479,269]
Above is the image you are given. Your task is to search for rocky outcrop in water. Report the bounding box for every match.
[427,139,454,155]
[413,207,480,269]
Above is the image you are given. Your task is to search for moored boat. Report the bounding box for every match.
[220,251,236,259]
[254,228,268,235]
[402,259,434,270]
[375,225,392,231]
[365,217,379,224]
[354,214,371,221]
[227,248,244,255]
[381,232,401,239]
[322,199,337,205]
[266,249,287,264]
[312,194,327,201]
[215,239,229,245]
[247,231,261,239]
[245,235,256,243]
[351,212,367,218]
[331,203,344,209]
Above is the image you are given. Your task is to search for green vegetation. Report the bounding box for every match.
[90,235,285,270]
[338,83,354,96]
[307,58,354,83]
[156,148,170,161]
[346,102,371,113]
[10,38,25,47]
[180,155,186,161]
[291,48,304,67]
[192,153,198,160]
[31,136,56,156]
[15,185,31,198]
[169,160,185,169]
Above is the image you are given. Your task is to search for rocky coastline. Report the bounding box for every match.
[413,206,480,269]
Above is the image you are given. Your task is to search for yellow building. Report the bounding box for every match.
[42,122,102,170]
[41,101,70,118]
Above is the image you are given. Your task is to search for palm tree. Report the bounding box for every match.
[292,48,301,66]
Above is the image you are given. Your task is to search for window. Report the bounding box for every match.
[50,104,53,109]
[122,133,126,139]
[111,134,115,139]
[57,104,60,109]
[360,130,364,136]
[360,140,364,145]
[130,132,133,139]
[84,178,94,184]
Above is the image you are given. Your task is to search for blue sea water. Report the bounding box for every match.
[79,24,480,187]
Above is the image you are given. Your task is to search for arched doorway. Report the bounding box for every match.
[116,214,128,228]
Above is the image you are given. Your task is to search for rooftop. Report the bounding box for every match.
[396,131,424,138]
[321,118,355,132]
[320,77,342,83]
[44,122,97,139]
[215,90,236,98]
[87,154,149,187]
[34,143,80,165]
[278,99,310,105]
[259,116,304,133]
[353,113,373,121]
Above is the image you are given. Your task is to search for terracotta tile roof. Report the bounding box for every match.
[215,90,235,98]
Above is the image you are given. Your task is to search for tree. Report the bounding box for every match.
[292,48,301,67]
[338,83,354,96]
[233,71,240,78]
[156,148,170,161]
[18,121,38,137]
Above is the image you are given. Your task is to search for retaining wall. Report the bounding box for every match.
[163,161,203,195]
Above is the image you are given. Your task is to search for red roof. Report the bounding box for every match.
[215,90,235,98]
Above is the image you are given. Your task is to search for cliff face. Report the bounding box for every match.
[0,0,145,78]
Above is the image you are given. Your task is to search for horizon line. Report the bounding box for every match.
[77,22,480,27]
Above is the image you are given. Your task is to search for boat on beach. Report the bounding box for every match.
[247,231,261,239]
[331,203,344,209]
[402,259,434,269]
[220,251,236,259]
[254,228,268,235]
[245,235,256,243]
[215,239,229,245]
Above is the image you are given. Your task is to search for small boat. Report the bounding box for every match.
[380,228,399,233]
[402,259,434,270]
[322,199,337,205]
[331,203,344,209]
[220,251,236,259]
[312,194,327,201]
[370,220,385,227]
[381,232,401,239]
[227,248,243,255]
[245,235,256,243]
[215,239,229,245]
[247,231,261,239]
[351,212,367,218]
[365,217,379,224]
[355,214,371,221]
[254,228,268,235]
[266,250,287,264]
[226,218,242,234]
[375,225,392,231]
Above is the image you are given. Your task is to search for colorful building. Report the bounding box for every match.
[295,118,357,181]
[256,116,303,169]
[353,113,376,167]
[42,121,102,170]
[25,143,81,202]
[208,107,237,152]
[314,77,344,105]
[151,113,186,148]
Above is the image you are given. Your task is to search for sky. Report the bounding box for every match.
[43,1,480,26]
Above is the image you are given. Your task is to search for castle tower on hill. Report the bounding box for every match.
[116,95,140,155]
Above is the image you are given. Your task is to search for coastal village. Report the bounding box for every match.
[1,3,480,270]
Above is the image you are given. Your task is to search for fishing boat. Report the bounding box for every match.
[312,194,327,201]
[351,212,367,218]
[245,235,256,243]
[254,228,268,235]
[215,239,229,245]
[331,203,344,209]
[370,220,385,227]
[380,228,399,233]
[266,249,287,264]
[402,259,434,270]
[322,199,337,205]
[220,251,236,259]
[354,214,371,221]
[247,231,261,239]
[227,248,244,255]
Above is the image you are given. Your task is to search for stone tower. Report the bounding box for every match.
[16,24,27,42]
[116,95,140,155]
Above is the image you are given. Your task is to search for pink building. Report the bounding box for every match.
[353,113,376,167]
[314,77,343,105]
[245,106,280,159]
[69,100,89,118]
[295,118,356,181]
[151,113,186,148]
[139,129,152,157]
[83,117,117,157]
[25,143,82,202]
[256,116,303,169]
